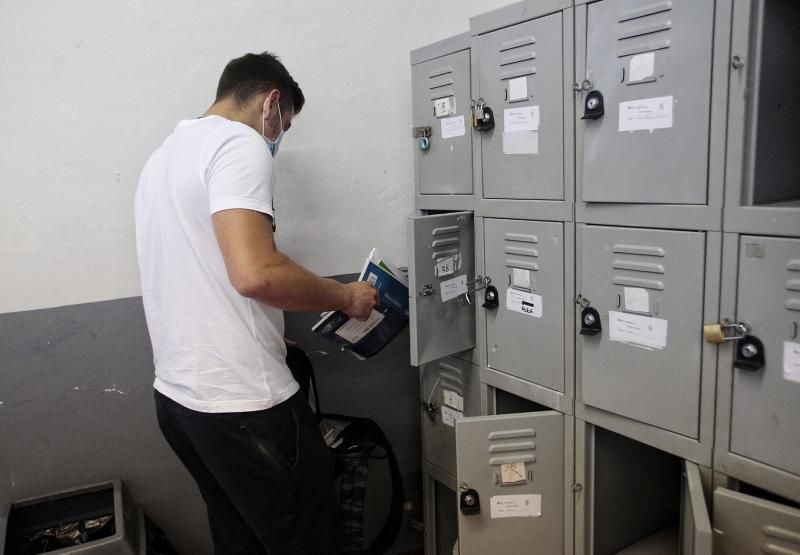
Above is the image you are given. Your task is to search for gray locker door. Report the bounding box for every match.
[713,487,800,554]
[455,412,564,555]
[579,225,706,437]
[581,0,714,204]
[729,236,800,476]
[421,357,480,478]
[484,219,565,392]
[679,462,712,555]
[409,212,476,366]
[478,12,564,200]
[412,50,473,195]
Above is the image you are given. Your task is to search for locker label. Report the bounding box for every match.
[442,388,464,411]
[618,95,673,132]
[623,287,650,313]
[440,115,465,139]
[609,311,668,350]
[436,256,455,278]
[500,462,526,484]
[440,274,468,302]
[502,131,538,155]
[504,106,539,132]
[508,77,528,101]
[783,341,800,383]
[629,52,655,82]
[434,97,454,118]
[506,289,543,318]
[335,310,385,343]
[512,268,531,289]
[490,494,541,518]
[441,405,462,427]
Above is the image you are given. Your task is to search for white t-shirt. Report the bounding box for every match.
[135,115,299,413]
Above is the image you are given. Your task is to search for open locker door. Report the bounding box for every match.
[679,461,712,555]
[409,212,476,366]
[455,412,564,554]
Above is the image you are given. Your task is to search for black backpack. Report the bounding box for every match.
[285,345,405,555]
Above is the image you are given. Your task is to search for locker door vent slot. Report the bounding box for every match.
[616,1,674,58]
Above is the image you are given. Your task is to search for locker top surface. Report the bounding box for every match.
[410,32,470,66]
[470,0,571,36]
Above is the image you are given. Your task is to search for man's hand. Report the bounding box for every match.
[343,281,379,321]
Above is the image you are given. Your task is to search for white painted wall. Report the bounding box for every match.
[0,0,511,314]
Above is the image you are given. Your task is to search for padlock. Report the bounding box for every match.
[459,488,481,515]
[477,105,495,132]
[580,307,602,335]
[482,285,499,309]
[581,90,605,120]
[703,324,725,344]
[735,335,765,371]
[702,321,749,344]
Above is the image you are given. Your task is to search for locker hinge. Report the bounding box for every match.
[572,79,593,92]
[573,483,583,494]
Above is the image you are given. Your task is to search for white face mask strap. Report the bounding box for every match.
[262,92,283,142]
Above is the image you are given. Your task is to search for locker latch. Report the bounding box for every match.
[482,285,499,309]
[419,284,435,297]
[472,98,495,132]
[422,400,439,421]
[734,335,766,371]
[459,484,481,516]
[703,320,750,344]
[576,295,601,335]
[581,90,605,120]
[412,126,432,151]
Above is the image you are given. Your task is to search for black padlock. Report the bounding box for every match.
[482,285,499,309]
[477,105,495,132]
[580,307,602,335]
[460,488,481,515]
[735,335,765,371]
[581,90,605,120]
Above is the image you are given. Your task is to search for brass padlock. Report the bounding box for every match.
[703,324,725,344]
[703,321,749,344]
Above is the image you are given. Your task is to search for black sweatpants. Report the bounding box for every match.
[155,389,338,555]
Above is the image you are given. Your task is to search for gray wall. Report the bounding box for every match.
[0,289,420,554]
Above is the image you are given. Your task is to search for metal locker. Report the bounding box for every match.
[679,462,713,555]
[455,412,564,555]
[483,219,565,393]
[412,48,473,196]
[579,0,714,204]
[727,236,800,478]
[421,356,481,480]
[477,12,565,201]
[713,487,800,554]
[409,212,476,366]
[577,225,706,438]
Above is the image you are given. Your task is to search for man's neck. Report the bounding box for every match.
[204,99,257,131]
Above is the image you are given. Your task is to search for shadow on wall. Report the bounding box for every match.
[0,291,421,554]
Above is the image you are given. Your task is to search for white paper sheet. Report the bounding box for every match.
[783,341,800,383]
[503,131,538,155]
[506,289,543,318]
[441,405,462,428]
[508,77,528,101]
[334,310,385,343]
[608,311,668,350]
[442,389,464,411]
[504,106,539,132]
[490,494,541,519]
[623,287,650,313]
[512,268,531,289]
[618,95,673,132]
[629,52,655,82]
[434,97,453,118]
[441,115,466,139]
[440,274,468,302]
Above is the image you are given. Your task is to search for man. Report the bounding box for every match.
[135,52,378,554]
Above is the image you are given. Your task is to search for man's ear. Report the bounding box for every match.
[266,89,281,115]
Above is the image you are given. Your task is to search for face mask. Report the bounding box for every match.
[262,96,284,158]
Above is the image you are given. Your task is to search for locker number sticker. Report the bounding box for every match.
[500,462,527,484]
[442,389,464,411]
[436,256,455,278]
[506,288,543,318]
[433,97,453,118]
[783,341,800,383]
[490,494,541,519]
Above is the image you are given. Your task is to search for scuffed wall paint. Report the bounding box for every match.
[0,0,511,314]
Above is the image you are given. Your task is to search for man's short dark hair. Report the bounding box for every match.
[215,52,305,114]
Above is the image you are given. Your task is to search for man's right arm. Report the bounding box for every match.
[212,208,378,320]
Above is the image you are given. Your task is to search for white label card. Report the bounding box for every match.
[440,274,468,303]
[503,131,538,155]
[436,256,455,278]
[629,52,655,82]
[504,106,539,132]
[618,95,673,132]
[512,268,531,289]
[334,310,385,343]
[441,115,465,139]
[434,97,453,118]
[508,77,528,101]
[490,494,542,519]
[442,389,464,411]
[500,462,527,484]
[608,311,668,350]
[441,405,462,428]
[623,287,650,313]
[506,289,543,318]
[783,341,800,383]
